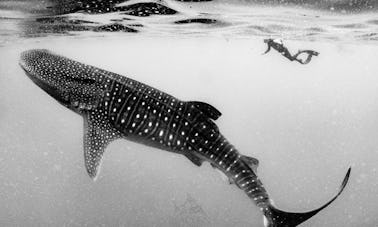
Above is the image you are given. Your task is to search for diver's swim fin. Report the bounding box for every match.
[263,167,351,227]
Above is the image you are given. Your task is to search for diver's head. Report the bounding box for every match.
[263,38,272,43]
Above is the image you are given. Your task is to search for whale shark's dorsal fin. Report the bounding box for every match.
[188,101,222,120]
[240,155,259,173]
[83,112,120,180]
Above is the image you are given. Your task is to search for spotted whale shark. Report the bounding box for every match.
[19,49,351,227]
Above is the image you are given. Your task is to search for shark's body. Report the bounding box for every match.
[20,49,351,227]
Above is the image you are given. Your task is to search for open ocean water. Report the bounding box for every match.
[1,0,378,226]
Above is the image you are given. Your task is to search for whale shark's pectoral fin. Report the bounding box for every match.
[184,152,204,166]
[188,101,222,120]
[83,113,120,180]
[241,155,259,173]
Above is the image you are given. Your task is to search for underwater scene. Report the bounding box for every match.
[1,0,378,226]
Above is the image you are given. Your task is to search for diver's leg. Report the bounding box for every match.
[298,50,319,57]
[304,50,319,56]
[294,58,305,64]
[282,49,297,61]
[292,50,302,59]
[294,50,318,64]
[301,54,314,64]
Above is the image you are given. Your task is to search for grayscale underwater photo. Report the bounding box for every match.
[1,0,378,226]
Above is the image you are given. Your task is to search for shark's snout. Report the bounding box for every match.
[19,49,51,71]
[19,49,103,112]
[19,49,59,95]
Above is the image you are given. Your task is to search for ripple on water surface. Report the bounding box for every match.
[1,0,378,44]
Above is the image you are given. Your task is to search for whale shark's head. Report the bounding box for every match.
[19,49,103,113]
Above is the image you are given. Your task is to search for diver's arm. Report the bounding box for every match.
[262,45,271,55]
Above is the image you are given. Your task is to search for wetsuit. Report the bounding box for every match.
[263,39,319,64]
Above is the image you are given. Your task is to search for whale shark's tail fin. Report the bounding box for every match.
[263,167,351,227]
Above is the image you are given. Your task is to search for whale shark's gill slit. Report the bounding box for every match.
[83,111,121,180]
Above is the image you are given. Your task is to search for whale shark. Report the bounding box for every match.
[19,49,351,227]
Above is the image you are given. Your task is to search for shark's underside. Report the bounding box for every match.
[19,49,351,227]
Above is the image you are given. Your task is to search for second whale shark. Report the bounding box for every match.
[19,49,351,227]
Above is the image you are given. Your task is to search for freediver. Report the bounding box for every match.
[263,38,319,64]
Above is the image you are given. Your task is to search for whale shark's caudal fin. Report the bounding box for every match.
[263,167,351,227]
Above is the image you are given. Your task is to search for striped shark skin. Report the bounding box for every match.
[19,49,351,227]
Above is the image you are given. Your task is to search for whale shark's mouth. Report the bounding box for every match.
[19,62,70,106]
